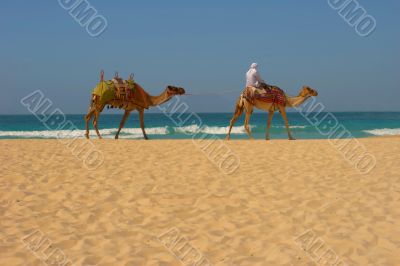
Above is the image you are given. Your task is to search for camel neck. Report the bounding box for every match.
[287,95,310,107]
[148,90,171,106]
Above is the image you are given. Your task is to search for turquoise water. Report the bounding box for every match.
[0,113,399,139]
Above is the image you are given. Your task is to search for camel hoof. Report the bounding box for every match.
[289,137,296,141]
[225,136,231,141]
[115,135,119,140]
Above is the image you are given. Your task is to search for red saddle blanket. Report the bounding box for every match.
[245,85,287,106]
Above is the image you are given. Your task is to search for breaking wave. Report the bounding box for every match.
[174,125,252,135]
[0,125,248,139]
[363,128,400,136]
[0,127,169,139]
[272,125,308,129]
[0,124,311,139]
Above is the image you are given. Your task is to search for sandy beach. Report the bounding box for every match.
[0,138,399,265]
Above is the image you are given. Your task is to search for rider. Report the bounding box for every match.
[246,63,265,88]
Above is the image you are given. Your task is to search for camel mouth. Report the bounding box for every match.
[310,89,318,96]
[304,86,318,97]
[167,86,186,95]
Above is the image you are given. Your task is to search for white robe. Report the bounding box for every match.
[246,67,265,88]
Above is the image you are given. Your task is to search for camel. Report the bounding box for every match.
[85,84,185,139]
[226,86,318,140]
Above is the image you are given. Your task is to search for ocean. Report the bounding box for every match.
[0,112,399,140]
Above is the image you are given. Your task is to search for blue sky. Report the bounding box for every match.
[0,0,399,114]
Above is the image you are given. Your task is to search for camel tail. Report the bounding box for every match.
[89,95,95,107]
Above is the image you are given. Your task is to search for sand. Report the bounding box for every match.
[0,138,399,266]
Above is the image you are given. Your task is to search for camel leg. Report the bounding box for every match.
[84,108,95,139]
[279,106,295,140]
[139,109,149,140]
[226,113,240,140]
[93,111,102,139]
[266,110,274,140]
[115,110,131,139]
[244,103,254,140]
[226,98,244,140]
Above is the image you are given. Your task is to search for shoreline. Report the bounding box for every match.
[0,134,399,141]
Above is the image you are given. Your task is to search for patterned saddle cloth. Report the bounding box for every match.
[244,84,287,106]
[92,79,151,109]
[112,77,134,101]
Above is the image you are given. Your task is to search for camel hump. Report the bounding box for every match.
[134,83,145,93]
[130,83,151,109]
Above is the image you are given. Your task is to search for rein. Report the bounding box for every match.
[181,90,239,96]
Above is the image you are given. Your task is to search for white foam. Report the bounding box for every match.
[363,128,400,136]
[0,124,309,139]
[0,127,169,139]
[174,125,254,135]
[173,125,199,134]
[120,127,169,135]
[273,125,308,129]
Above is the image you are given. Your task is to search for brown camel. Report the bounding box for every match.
[226,86,318,140]
[85,84,185,139]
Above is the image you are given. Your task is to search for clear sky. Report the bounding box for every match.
[0,0,399,114]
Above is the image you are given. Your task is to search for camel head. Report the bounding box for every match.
[300,86,318,97]
[167,86,186,96]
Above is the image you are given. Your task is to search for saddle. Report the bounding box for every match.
[112,74,133,101]
[92,71,151,109]
[244,83,287,106]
